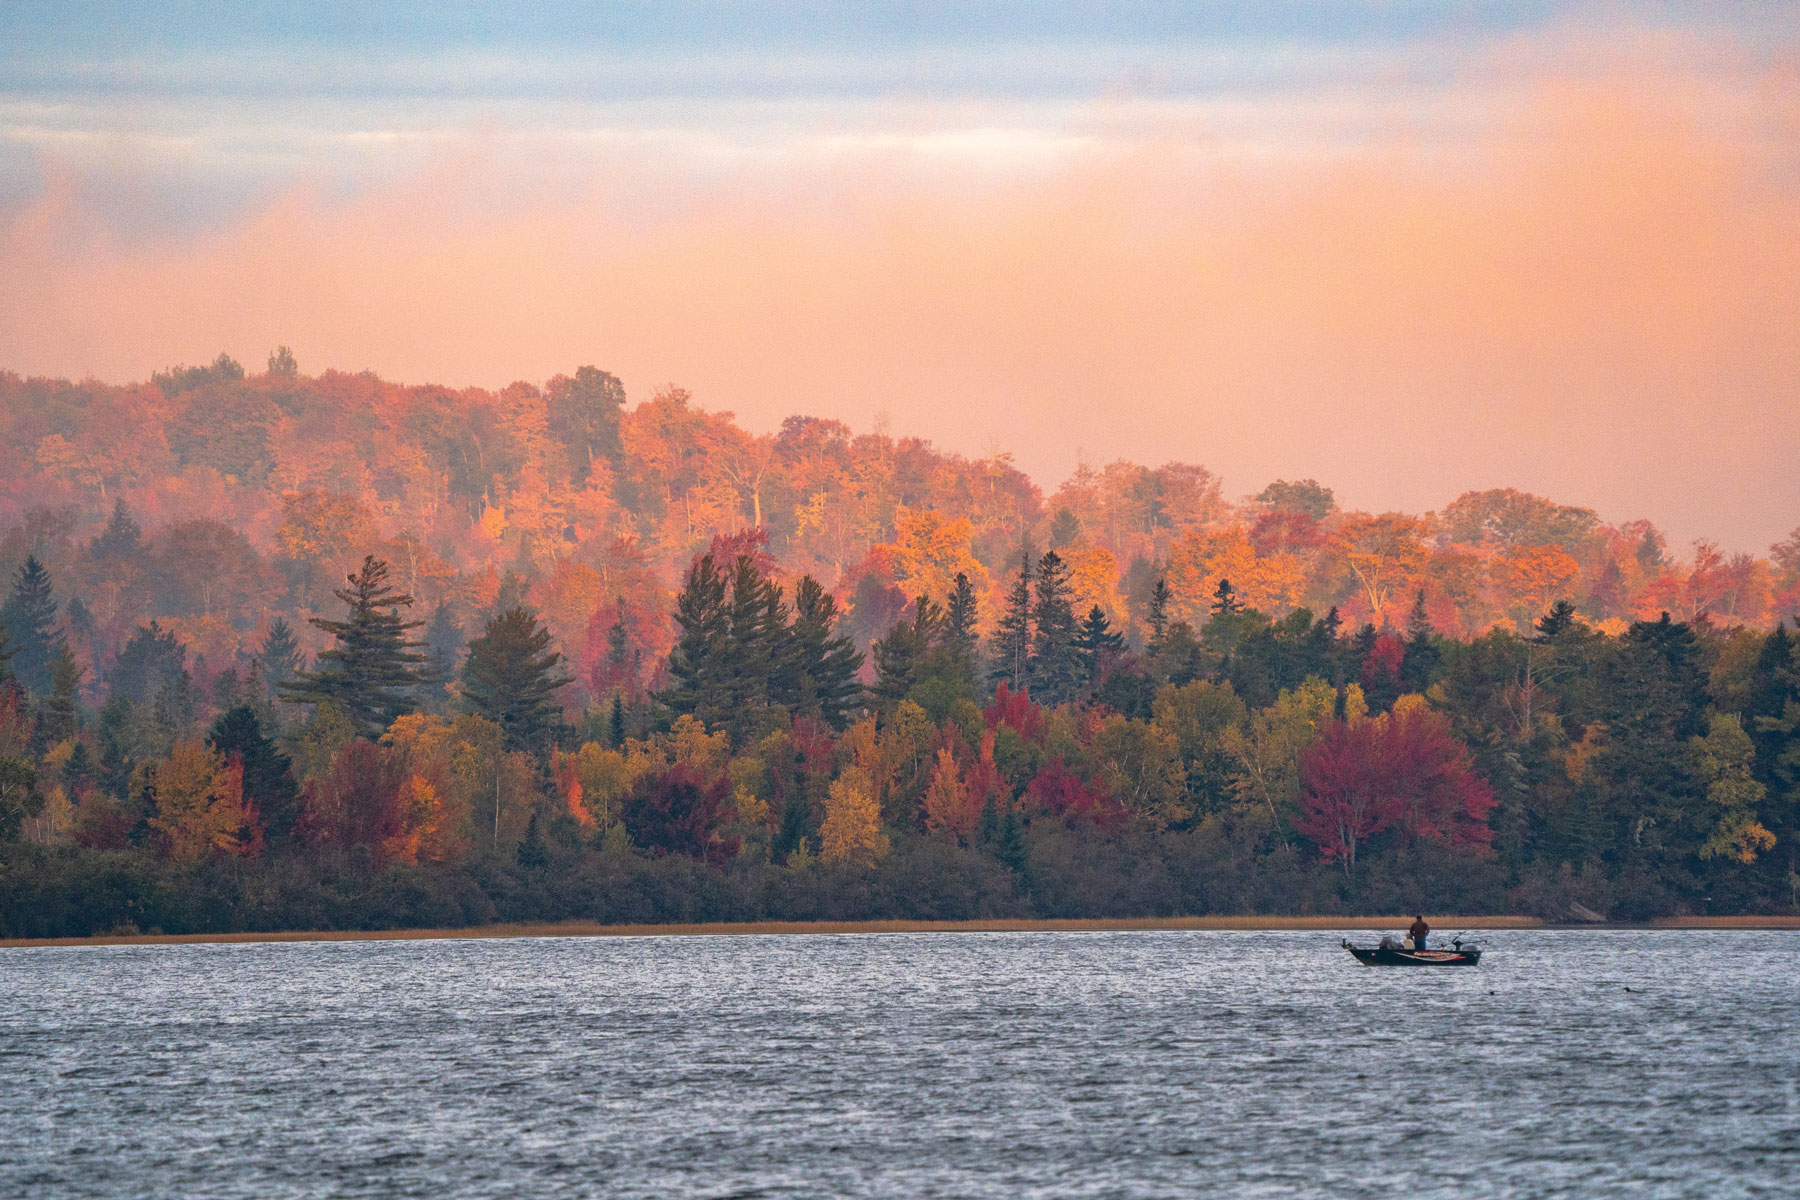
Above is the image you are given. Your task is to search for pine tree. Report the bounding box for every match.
[1,556,65,695]
[461,607,573,755]
[872,595,941,712]
[208,705,301,844]
[662,553,732,728]
[1028,550,1081,704]
[280,556,432,738]
[786,576,864,728]
[1533,599,1579,641]
[1073,605,1125,689]
[992,551,1034,692]
[1210,577,1243,616]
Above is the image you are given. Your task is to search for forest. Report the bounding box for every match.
[1,350,1797,936]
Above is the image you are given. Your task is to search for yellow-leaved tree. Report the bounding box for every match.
[820,767,889,866]
[146,740,258,862]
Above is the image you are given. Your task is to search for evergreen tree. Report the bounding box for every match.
[38,644,83,746]
[992,551,1034,692]
[1534,599,1579,641]
[1210,577,1243,616]
[1,556,64,695]
[944,572,980,660]
[662,553,732,729]
[994,805,1028,875]
[90,498,142,562]
[423,602,463,705]
[111,622,188,706]
[786,576,864,728]
[208,705,301,844]
[872,596,941,712]
[1028,550,1081,704]
[1401,589,1441,693]
[461,607,573,755]
[256,618,304,691]
[1147,576,1172,649]
[609,693,627,748]
[281,556,432,738]
[1073,605,1125,689]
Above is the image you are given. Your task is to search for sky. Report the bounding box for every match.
[2,2,1797,552]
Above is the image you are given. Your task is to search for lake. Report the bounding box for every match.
[3,929,1796,1197]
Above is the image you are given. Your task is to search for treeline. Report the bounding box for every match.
[1,518,1796,936]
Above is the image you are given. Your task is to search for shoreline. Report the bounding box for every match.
[3,913,1796,948]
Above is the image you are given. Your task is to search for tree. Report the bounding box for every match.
[144,740,258,862]
[662,553,732,730]
[0,755,40,841]
[622,764,736,862]
[1028,550,1081,704]
[281,556,433,739]
[1400,590,1440,693]
[1297,704,1495,876]
[208,706,301,845]
[1146,576,1172,649]
[1689,713,1776,865]
[1,556,64,695]
[922,748,978,842]
[267,345,299,377]
[786,576,864,728]
[545,365,626,481]
[256,618,304,691]
[819,767,889,865]
[1210,577,1243,616]
[944,572,980,660]
[1074,605,1125,689]
[991,551,1033,692]
[39,645,82,746]
[871,596,940,712]
[461,607,573,755]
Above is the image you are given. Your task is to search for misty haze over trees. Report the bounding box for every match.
[0,352,1797,936]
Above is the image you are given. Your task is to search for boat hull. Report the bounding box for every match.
[1342,942,1481,967]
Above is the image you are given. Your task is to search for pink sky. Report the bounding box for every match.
[2,37,1797,552]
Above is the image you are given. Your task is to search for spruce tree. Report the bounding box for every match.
[944,572,980,660]
[90,498,142,562]
[1073,605,1125,689]
[609,693,627,748]
[208,705,301,844]
[280,556,432,738]
[991,551,1034,692]
[461,606,573,755]
[35,644,82,749]
[787,576,864,728]
[256,618,304,691]
[662,553,732,728]
[872,596,941,712]
[423,602,463,705]
[1,556,65,695]
[1028,550,1081,704]
[1147,576,1172,649]
[1402,589,1442,692]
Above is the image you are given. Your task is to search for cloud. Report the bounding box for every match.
[2,33,1797,552]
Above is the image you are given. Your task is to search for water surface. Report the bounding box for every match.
[3,930,1796,1197]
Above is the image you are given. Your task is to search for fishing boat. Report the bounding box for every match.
[1341,935,1482,967]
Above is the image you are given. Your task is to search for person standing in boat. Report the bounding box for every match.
[1408,915,1430,952]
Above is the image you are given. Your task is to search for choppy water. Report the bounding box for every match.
[3,929,1797,1198]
